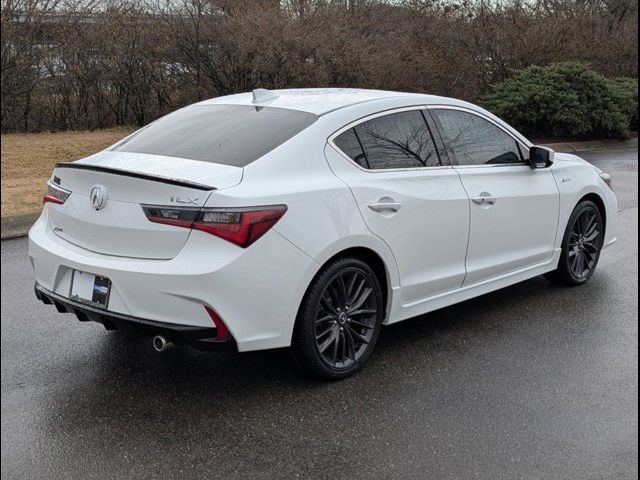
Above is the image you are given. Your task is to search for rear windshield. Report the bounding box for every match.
[113,105,318,167]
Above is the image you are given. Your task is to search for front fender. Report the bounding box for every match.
[551,153,618,249]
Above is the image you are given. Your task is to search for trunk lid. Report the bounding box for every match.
[48,151,243,259]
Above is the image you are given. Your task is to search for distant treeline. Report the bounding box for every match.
[1,0,638,133]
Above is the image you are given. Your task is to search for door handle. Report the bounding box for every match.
[368,200,402,213]
[472,194,496,206]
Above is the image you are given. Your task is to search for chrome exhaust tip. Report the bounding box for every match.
[152,335,173,352]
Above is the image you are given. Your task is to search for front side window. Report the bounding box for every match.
[113,105,318,167]
[432,109,523,166]
[333,110,441,170]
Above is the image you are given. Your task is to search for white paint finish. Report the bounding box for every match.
[455,165,560,284]
[28,89,618,353]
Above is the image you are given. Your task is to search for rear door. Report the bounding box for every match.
[326,108,470,305]
[430,107,560,285]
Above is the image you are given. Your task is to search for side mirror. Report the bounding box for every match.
[528,146,555,169]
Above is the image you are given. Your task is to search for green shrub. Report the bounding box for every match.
[611,77,638,131]
[480,63,633,139]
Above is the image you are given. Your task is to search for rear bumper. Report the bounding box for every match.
[35,283,235,351]
[28,210,320,352]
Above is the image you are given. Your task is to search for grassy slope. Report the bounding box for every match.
[1,128,133,216]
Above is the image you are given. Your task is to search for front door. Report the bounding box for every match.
[430,107,560,285]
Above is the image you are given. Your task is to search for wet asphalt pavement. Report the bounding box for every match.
[1,147,637,479]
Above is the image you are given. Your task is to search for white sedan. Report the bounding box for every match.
[29,88,617,379]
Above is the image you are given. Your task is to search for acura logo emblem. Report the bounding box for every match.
[89,185,107,210]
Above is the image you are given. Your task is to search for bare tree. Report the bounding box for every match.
[1,0,637,132]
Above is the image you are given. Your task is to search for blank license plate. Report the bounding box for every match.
[69,270,111,308]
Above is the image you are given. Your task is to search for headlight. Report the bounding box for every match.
[599,172,613,190]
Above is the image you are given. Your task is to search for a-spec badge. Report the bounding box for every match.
[89,185,108,210]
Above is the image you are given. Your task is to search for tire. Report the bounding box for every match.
[291,257,384,380]
[545,200,604,286]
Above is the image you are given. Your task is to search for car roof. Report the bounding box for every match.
[197,88,449,116]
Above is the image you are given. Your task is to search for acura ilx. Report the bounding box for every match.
[29,88,617,379]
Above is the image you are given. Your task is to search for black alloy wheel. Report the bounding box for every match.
[291,257,384,379]
[567,208,602,279]
[545,200,604,286]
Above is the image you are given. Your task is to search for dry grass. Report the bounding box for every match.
[1,127,133,216]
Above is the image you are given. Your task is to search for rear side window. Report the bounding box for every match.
[431,109,523,166]
[334,110,440,170]
[113,105,318,167]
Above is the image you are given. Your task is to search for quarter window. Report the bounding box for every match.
[334,110,440,170]
[432,109,523,166]
[333,128,368,168]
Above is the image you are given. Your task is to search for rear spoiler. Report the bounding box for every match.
[55,162,216,191]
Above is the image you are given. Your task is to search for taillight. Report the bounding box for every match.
[139,205,199,228]
[43,180,71,205]
[194,207,287,247]
[141,204,287,248]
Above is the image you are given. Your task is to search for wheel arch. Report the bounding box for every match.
[300,244,396,323]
